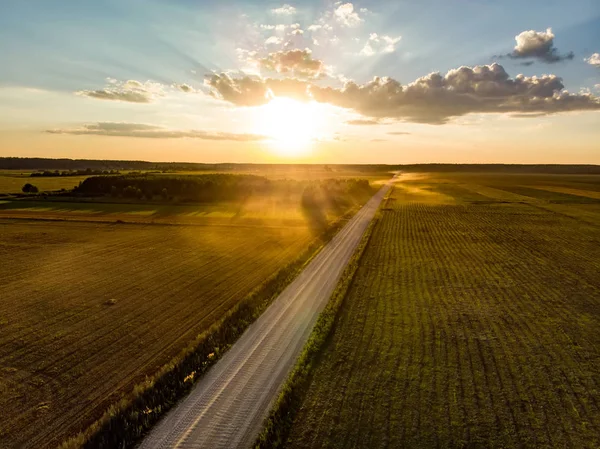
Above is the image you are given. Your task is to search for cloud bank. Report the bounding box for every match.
[46,122,267,141]
[206,63,600,124]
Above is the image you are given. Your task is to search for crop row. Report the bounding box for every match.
[285,186,600,448]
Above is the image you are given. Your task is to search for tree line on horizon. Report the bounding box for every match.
[2,157,600,174]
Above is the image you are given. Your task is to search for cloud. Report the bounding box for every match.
[271,4,296,15]
[370,138,387,142]
[76,79,164,103]
[173,83,197,93]
[360,33,402,56]
[206,63,600,124]
[205,73,312,106]
[388,131,411,135]
[46,122,267,141]
[265,36,283,45]
[504,28,574,63]
[346,119,382,125]
[585,53,600,67]
[258,49,324,79]
[334,3,363,27]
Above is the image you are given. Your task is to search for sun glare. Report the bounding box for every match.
[255,97,324,157]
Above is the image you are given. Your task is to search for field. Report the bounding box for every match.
[0,167,392,196]
[285,173,600,448]
[0,170,91,194]
[0,169,382,448]
[0,218,316,448]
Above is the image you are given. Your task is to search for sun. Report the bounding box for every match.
[255,97,323,156]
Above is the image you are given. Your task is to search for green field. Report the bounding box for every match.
[285,173,600,448]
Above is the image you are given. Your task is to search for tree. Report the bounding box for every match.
[22,183,39,193]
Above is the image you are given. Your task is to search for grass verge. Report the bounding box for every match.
[253,192,389,449]
[57,212,354,449]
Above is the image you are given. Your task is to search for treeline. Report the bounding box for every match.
[31,169,120,177]
[3,158,600,174]
[398,164,600,174]
[73,174,373,204]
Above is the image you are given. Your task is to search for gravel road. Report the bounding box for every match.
[139,180,392,449]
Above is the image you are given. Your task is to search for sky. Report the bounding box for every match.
[0,0,599,164]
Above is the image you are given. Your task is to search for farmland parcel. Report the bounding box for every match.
[285,173,600,449]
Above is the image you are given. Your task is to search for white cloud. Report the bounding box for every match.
[334,3,363,27]
[360,33,402,56]
[265,36,283,45]
[585,53,600,66]
[271,4,297,15]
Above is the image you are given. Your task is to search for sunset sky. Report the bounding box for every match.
[1,0,599,164]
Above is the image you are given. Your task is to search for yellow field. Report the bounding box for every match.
[0,219,314,448]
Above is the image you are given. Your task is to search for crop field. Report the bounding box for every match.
[0,171,90,194]
[0,219,314,448]
[285,173,600,448]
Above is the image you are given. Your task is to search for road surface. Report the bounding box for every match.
[140,180,392,449]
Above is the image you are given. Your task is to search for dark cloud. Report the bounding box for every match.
[76,79,164,103]
[205,73,310,105]
[258,49,324,79]
[503,28,574,63]
[205,63,600,124]
[46,122,267,141]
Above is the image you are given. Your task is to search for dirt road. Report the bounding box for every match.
[139,181,392,449]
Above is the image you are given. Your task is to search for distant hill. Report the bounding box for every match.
[1,158,599,174]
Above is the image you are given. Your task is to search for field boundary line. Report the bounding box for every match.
[56,208,359,449]
[253,187,392,449]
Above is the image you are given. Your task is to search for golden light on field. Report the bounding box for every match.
[255,97,325,157]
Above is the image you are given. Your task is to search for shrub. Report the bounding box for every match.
[22,183,39,193]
